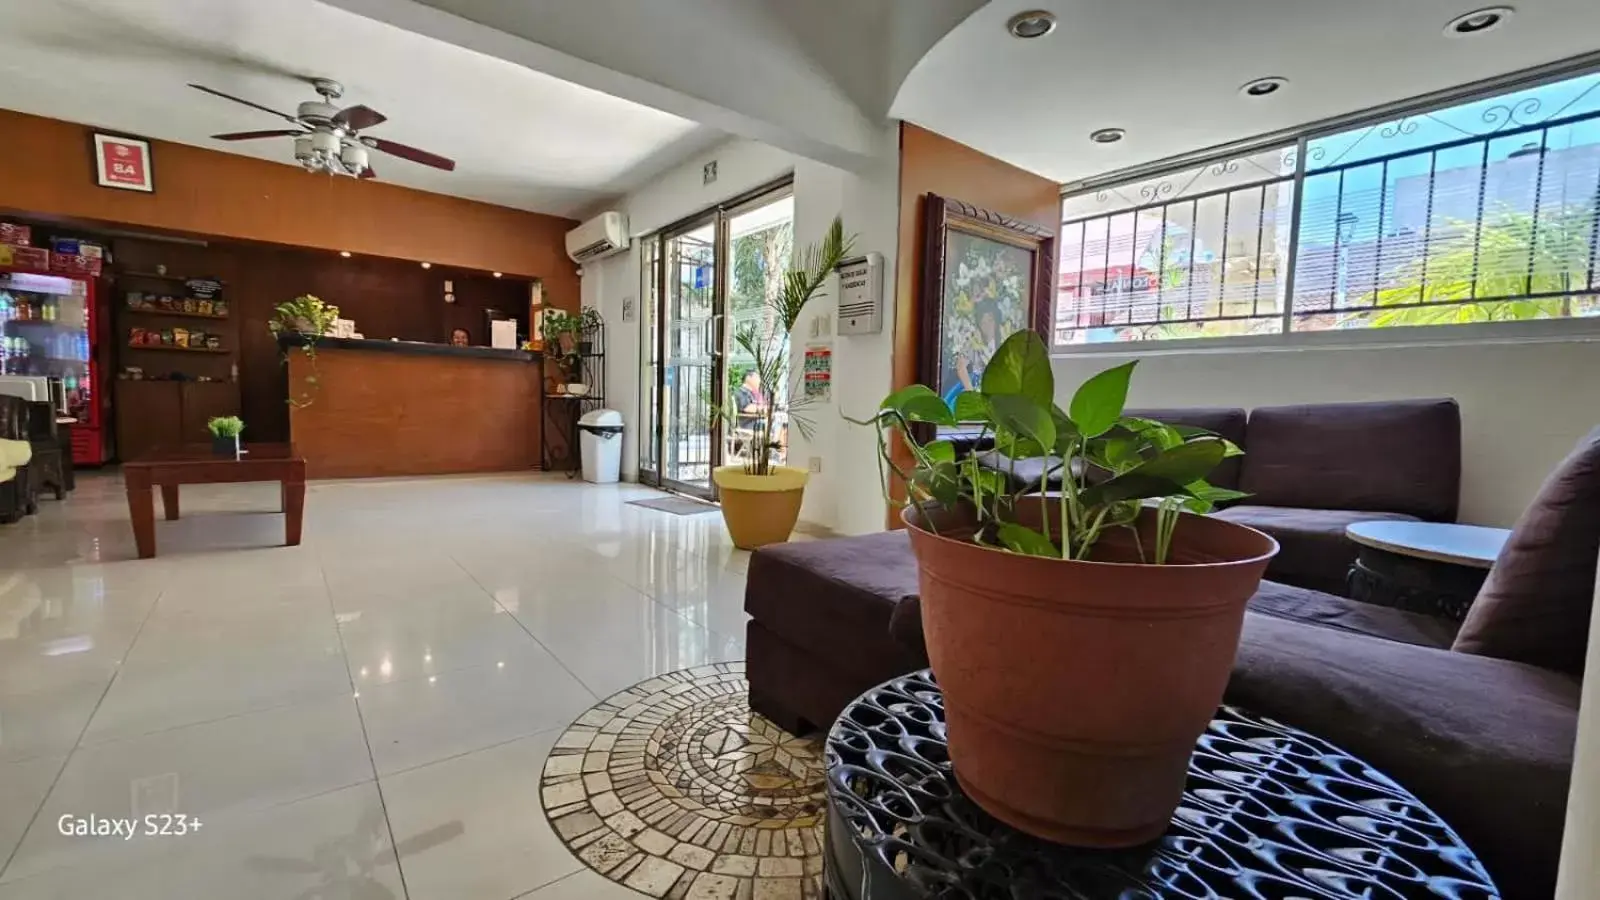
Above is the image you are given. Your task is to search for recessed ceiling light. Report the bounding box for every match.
[420,262,432,269]
[1240,76,1288,98]
[492,271,503,278]
[339,250,351,258]
[1089,127,1126,144]
[1445,6,1514,36]
[1006,10,1057,39]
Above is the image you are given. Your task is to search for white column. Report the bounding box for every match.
[1554,559,1600,898]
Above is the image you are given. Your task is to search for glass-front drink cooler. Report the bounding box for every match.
[0,270,100,462]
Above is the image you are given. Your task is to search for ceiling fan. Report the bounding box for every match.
[188,78,456,179]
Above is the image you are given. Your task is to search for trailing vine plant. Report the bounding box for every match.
[268,294,340,409]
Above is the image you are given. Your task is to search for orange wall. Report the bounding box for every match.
[0,109,579,303]
[889,124,1061,524]
[892,123,1061,396]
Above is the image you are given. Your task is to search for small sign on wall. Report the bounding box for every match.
[803,345,832,402]
[92,132,154,192]
[703,160,718,186]
[836,252,884,335]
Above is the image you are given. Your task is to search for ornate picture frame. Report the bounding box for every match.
[918,193,1055,423]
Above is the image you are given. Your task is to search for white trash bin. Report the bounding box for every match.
[577,408,625,484]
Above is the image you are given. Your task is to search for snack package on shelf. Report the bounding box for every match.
[0,223,31,246]
[173,328,190,348]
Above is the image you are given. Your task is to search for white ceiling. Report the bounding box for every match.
[894,0,1600,186]
[0,0,725,218]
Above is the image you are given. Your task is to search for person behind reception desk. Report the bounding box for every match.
[450,327,470,347]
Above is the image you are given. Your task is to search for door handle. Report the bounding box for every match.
[708,313,723,359]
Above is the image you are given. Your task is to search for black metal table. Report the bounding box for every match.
[824,670,1498,900]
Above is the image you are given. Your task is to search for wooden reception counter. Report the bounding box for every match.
[283,336,542,479]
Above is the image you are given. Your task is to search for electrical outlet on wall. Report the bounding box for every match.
[807,456,823,474]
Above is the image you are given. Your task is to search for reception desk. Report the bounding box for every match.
[283,336,542,479]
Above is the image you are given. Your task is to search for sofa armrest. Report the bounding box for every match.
[1230,612,1577,898]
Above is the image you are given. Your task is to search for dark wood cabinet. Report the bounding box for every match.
[114,381,239,461]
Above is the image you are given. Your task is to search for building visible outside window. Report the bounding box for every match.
[1056,69,1600,347]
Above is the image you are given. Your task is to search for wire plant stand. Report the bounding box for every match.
[541,315,606,478]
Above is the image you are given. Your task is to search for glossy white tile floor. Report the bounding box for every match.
[0,471,757,899]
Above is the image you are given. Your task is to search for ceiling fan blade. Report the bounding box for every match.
[359,166,377,180]
[188,83,299,124]
[333,104,387,131]
[211,130,305,141]
[363,137,456,172]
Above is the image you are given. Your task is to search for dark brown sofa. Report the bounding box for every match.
[744,428,1599,899]
[977,399,1461,594]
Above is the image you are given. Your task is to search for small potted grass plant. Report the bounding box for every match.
[208,416,244,459]
[854,329,1278,847]
[712,217,852,548]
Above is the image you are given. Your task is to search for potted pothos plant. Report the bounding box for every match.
[855,329,1277,847]
[712,217,853,549]
[268,294,340,408]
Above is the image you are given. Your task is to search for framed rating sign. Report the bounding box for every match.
[92,132,155,193]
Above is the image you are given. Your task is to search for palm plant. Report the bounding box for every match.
[721,216,854,475]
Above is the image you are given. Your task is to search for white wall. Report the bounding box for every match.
[1051,336,1600,527]
[588,133,900,535]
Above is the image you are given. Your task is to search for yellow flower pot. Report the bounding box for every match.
[712,465,809,550]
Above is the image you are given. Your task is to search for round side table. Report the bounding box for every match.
[825,670,1498,900]
[1345,521,1510,621]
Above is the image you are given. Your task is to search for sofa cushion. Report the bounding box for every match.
[1246,578,1458,648]
[1453,428,1600,677]
[1240,399,1460,520]
[744,530,924,677]
[0,439,31,470]
[1229,611,1579,900]
[1214,505,1418,594]
[1124,407,1248,490]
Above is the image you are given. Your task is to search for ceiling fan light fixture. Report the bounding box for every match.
[1446,6,1514,35]
[1006,10,1057,39]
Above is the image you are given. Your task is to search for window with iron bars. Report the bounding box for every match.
[1055,69,1600,347]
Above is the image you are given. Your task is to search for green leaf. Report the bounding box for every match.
[997,522,1059,558]
[1183,481,1250,504]
[953,391,989,422]
[911,462,961,506]
[980,331,1054,405]
[880,384,956,426]
[969,466,1010,497]
[1080,472,1189,507]
[923,439,956,465]
[1049,406,1080,456]
[987,394,1055,452]
[1068,361,1137,438]
[1128,437,1228,486]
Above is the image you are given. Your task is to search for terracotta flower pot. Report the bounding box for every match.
[713,465,807,549]
[903,499,1277,847]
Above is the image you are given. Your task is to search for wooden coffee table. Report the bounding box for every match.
[124,443,306,559]
[1345,520,1511,621]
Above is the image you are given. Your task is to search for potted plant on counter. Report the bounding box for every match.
[854,329,1277,847]
[712,216,853,549]
[268,294,340,408]
[207,416,245,458]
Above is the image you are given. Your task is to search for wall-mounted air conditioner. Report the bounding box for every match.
[566,212,630,263]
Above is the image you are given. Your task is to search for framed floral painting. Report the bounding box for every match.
[919,194,1055,421]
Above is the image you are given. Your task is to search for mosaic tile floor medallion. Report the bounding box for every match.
[541,663,826,899]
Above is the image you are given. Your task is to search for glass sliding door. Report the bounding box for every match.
[723,191,795,469]
[637,179,794,499]
[657,215,722,498]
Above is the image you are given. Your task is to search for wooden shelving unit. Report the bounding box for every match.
[125,344,230,354]
[123,308,229,321]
